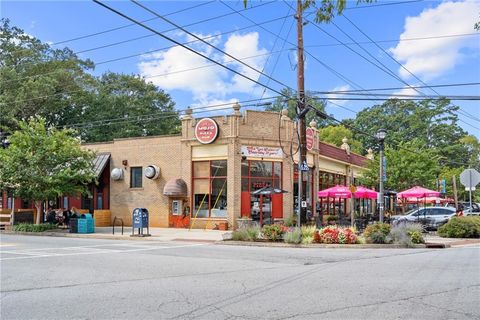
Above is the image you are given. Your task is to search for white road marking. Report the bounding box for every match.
[0,243,206,261]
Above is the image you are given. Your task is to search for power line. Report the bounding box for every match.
[130,0,295,93]
[342,14,480,122]
[281,1,385,98]
[0,48,291,107]
[306,104,471,168]
[63,96,282,130]
[345,0,425,10]
[93,0,290,98]
[307,33,479,48]
[15,1,215,51]
[2,1,280,84]
[312,82,480,94]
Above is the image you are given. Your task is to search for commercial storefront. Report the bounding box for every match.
[1,105,368,229]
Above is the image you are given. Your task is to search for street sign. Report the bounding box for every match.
[301,201,307,208]
[298,160,309,172]
[460,169,480,188]
[382,157,387,182]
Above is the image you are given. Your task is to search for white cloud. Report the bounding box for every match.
[191,97,239,115]
[224,32,268,94]
[326,84,351,106]
[390,0,480,81]
[137,32,268,102]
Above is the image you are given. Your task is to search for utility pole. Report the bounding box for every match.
[296,0,307,228]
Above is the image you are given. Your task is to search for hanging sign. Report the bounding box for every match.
[195,118,219,144]
[306,127,314,151]
[241,146,283,159]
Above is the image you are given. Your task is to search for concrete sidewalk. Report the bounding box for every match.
[1,227,230,242]
[424,234,480,247]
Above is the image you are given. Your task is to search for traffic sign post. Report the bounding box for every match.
[460,169,480,212]
[298,160,309,172]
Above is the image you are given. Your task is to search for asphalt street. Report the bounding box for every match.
[1,234,479,320]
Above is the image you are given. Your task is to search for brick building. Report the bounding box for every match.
[1,105,369,229]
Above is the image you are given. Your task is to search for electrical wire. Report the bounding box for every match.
[131,0,295,93]
[2,1,280,85]
[342,14,480,122]
[12,1,215,52]
[307,33,479,48]
[311,82,480,94]
[305,104,472,168]
[61,96,282,129]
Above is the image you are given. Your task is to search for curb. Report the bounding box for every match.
[0,230,220,243]
[216,241,431,249]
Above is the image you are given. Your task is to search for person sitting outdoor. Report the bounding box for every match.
[46,208,57,224]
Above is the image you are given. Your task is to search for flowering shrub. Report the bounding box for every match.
[262,224,284,241]
[317,226,357,244]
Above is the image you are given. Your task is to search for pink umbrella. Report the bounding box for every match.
[317,185,352,198]
[397,186,440,198]
[354,186,377,199]
[396,196,452,204]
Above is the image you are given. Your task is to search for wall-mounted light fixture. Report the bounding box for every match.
[122,160,128,168]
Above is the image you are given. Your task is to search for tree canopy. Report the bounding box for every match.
[345,99,469,167]
[0,117,96,223]
[357,140,441,192]
[319,125,363,154]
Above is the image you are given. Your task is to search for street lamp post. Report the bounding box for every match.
[376,129,387,223]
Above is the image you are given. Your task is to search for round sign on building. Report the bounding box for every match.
[306,127,314,151]
[195,118,219,144]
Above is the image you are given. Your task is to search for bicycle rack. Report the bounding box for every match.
[112,216,124,235]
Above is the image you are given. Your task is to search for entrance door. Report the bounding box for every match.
[169,199,190,228]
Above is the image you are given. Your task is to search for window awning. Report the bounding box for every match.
[163,179,188,197]
[93,153,111,179]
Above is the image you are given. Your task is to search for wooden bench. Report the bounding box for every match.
[0,210,12,230]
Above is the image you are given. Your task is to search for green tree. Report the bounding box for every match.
[245,0,373,23]
[0,19,181,143]
[0,18,95,132]
[319,125,363,154]
[265,88,328,128]
[0,117,96,224]
[358,140,440,192]
[347,99,469,167]
[459,135,480,170]
[68,72,180,142]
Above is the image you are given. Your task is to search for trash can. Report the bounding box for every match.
[71,213,95,234]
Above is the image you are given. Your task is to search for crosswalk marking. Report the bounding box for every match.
[0,243,205,261]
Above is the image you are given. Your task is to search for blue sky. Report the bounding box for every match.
[3,0,480,138]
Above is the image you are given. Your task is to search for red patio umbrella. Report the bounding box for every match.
[397,186,440,198]
[317,185,352,198]
[353,186,377,199]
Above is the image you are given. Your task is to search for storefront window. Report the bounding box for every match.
[192,160,227,218]
[318,171,347,216]
[241,160,282,220]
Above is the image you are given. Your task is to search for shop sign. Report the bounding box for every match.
[241,146,283,159]
[306,127,314,151]
[195,118,219,144]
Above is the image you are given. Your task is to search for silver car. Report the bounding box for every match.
[391,207,456,230]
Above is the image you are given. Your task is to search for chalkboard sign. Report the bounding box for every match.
[132,208,149,228]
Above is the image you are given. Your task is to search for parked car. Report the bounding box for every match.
[390,207,456,230]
